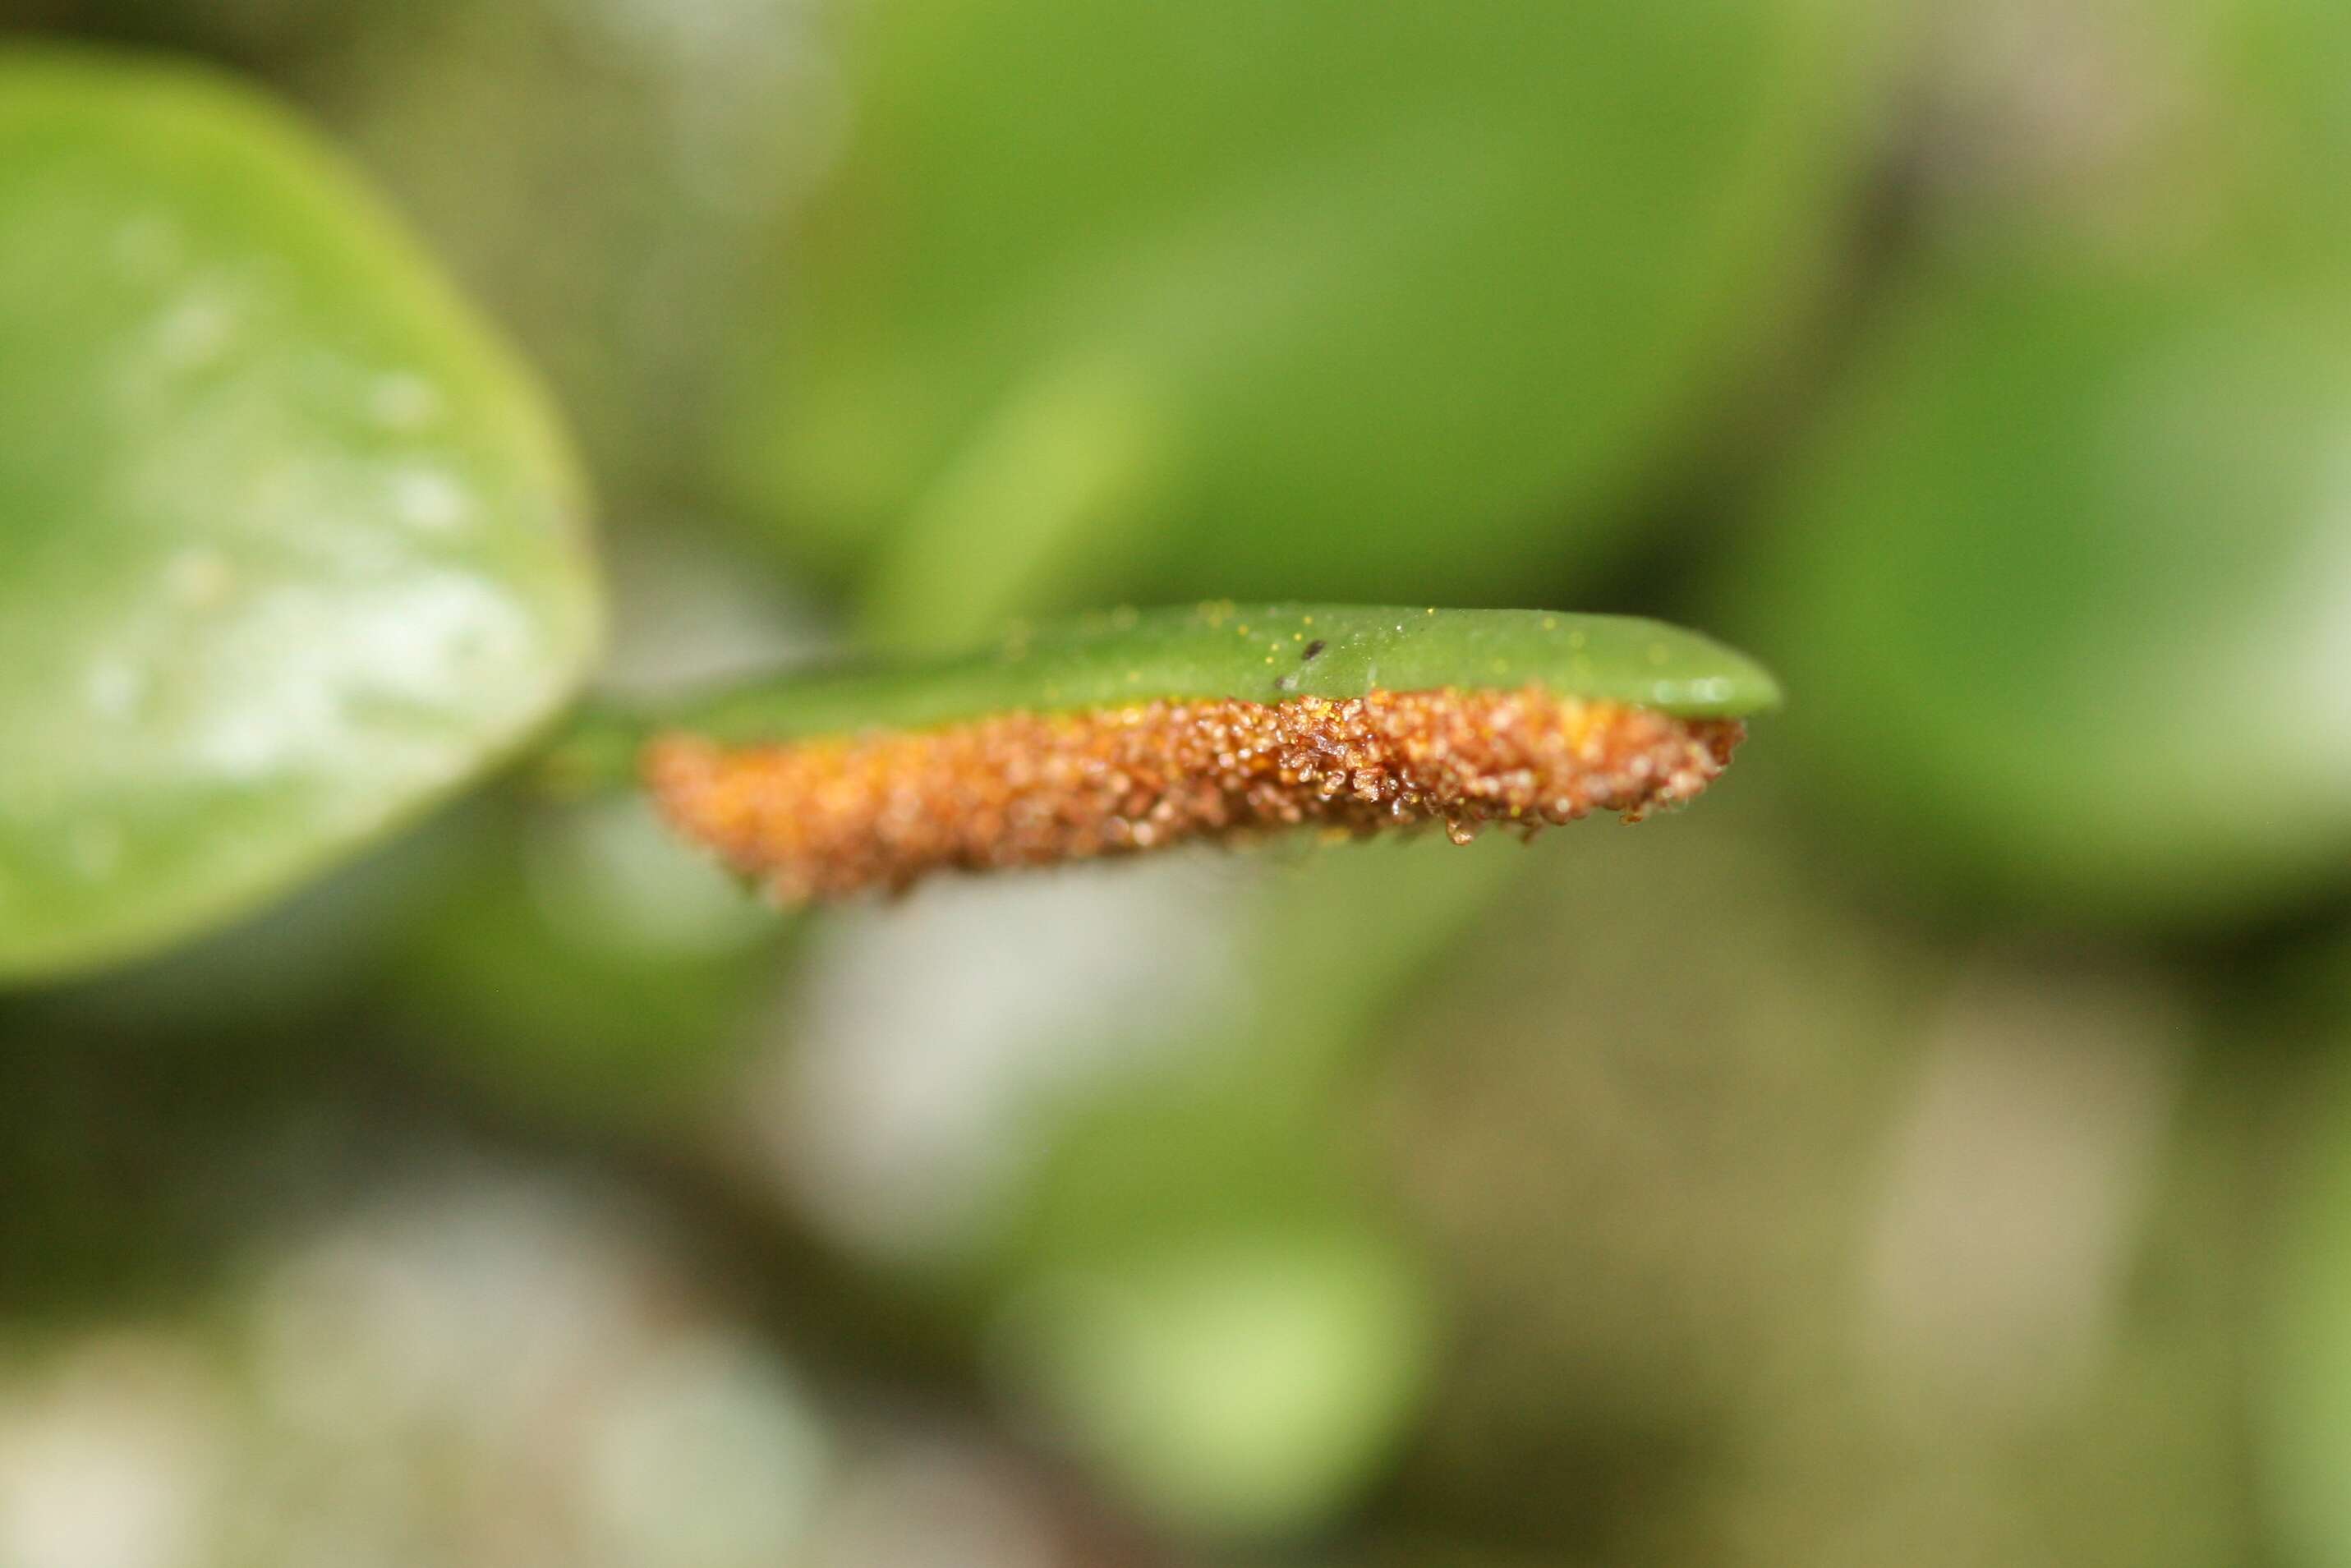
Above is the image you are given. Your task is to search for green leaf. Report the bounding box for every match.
[0,51,600,984]
[995,1222,1430,1537]
[393,797,787,1130]
[1744,254,2351,921]
[554,603,1778,789]
[721,0,1893,629]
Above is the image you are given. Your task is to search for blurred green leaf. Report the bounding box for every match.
[22,804,470,1039]
[996,1223,1430,1540]
[975,1044,1433,1538]
[0,50,600,983]
[2206,0,2351,254]
[722,0,1892,631]
[395,796,786,1129]
[1744,252,2351,922]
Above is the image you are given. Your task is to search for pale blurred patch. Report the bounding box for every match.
[0,1163,834,1568]
[0,1336,228,1568]
[802,1436,1062,1568]
[735,853,1249,1262]
[1858,948,2189,1426]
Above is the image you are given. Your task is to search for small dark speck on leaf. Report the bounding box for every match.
[1301,639,1327,661]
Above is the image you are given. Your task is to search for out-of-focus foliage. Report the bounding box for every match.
[1743,0,2351,923]
[1748,256,2351,921]
[1373,810,2246,1567]
[305,0,837,509]
[0,50,599,981]
[390,795,786,1129]
[7,0,2351,1565]
[723,0,1892,634]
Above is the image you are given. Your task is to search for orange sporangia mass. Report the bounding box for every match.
[644,686,1746,901]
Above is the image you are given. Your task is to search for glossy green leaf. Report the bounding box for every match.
[551,604,1778,789]
[1745,254,2351,921]
[722,0,1892,628]
[0,52,600,983]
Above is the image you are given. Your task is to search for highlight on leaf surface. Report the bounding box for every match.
[561,605,1780,901]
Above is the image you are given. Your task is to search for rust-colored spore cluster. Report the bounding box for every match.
[644,687,1744,901]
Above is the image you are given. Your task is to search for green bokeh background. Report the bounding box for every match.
[5,1,2351,1564]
